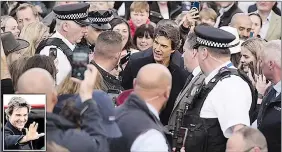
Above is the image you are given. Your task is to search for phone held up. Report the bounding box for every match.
[49,48,57,60]
[71,46,90,80]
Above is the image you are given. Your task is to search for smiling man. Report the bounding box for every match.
[122,21,189,125]
[4,97,44,150]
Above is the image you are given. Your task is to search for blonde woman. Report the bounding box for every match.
[19,22,49,56]
[57,72,102,96]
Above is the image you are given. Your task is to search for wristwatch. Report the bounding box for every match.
[258,93,264,99]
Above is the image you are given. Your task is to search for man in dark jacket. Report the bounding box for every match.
[16,67,109,152]
[4,97,43,150]
[257,40,281,152]
[111,63,175,151]
[214,2,243,28]
[122,22,189,125]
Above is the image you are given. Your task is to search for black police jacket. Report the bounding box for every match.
[258,88,281,152]
[4,121,33,150]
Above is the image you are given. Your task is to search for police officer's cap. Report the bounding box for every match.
[53,3,90,26]
[194,25,236,49]
[88,10,114,30]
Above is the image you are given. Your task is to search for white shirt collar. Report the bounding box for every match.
[146,103,160,120]
[257,10,273,22]
[204,61,234,84]
[273,81,281,94]
[51,31,76,51]
[192,66,201,77]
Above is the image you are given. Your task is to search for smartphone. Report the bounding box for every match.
[175,127,188,151]
[71,47,89,80]
[191,2,200,12]
[250,32,254,38]
[107,89,122,104]
[49,48,57,60]
[120,52,131,65]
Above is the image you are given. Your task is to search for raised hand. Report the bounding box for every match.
[25,122,45,142]
[256,74,271,95]
[71,64,99,102]
[181,9,200,28]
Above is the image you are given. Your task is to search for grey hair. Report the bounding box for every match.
[262,40,281,68]
[5,96,31,120]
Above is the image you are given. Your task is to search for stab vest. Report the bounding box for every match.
[182,67,257,152]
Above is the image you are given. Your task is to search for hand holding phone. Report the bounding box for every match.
[49,48,57,60]
[71,46,89,80]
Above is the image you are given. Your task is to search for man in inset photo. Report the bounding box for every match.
[4,96,45,150]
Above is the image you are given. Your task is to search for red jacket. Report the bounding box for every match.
[128,19,150,38]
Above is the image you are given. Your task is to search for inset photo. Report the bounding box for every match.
[3,94,46,151]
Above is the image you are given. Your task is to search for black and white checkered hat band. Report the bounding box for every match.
[56,12,88,20]
[88,16,114,23]
[197,37,229,48]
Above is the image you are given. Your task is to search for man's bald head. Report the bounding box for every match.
[133,63,172,112]
[135,63,172,91]
[17,68,55,94]
[230,13,252,40]
[17,68,57,112]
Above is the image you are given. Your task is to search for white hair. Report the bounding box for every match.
[55,19,73,32]
[263,40,281,68]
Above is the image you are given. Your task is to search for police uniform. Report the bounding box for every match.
[38,3,90,85]
[78,10,114,51]
[179,26,254,152]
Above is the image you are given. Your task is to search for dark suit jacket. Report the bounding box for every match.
[4,121,33,150]
[218,4,243,28]
[257,87,281,152]
[121,48,189,125]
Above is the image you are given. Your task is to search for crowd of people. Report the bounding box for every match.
[0,1,281,152]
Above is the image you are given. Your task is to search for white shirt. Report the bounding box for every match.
[192,66,201,77]
[130,103,169,152]
[40,31,75,85]
[258,11,272,39]
[200,61,252,138]
[273,81,281,97]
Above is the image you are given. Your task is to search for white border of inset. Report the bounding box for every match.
[2,94,47,152]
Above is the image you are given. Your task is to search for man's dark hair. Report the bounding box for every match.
[156,19,178,29]
[22,55,57,80]
[154,24,181,50]
[94,31,123,59]
[185,32,198,50]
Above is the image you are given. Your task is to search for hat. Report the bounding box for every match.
[116,89,134,106]
[54,91,122,138]
[88,10,114,30]
[220,26,243,54]
[53,3,90,26]
[1,32,29,56]
[194,25,236,49]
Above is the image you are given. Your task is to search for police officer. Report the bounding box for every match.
[179,25,254,152]
[37,3,90,85]
[81,10,114,51]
